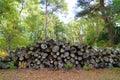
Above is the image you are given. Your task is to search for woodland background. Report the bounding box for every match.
[0,0,120,54]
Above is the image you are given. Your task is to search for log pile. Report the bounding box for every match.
[0,38,120,69]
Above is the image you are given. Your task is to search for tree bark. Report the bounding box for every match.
[45,0,48,38]
[102,16,114,44]
[100,0,104,7]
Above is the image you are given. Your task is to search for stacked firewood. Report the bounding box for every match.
[0,38,120,69]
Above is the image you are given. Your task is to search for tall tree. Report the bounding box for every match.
[76,0,120,44]
[0,0,38,50]
[40,0,67,38]
[0,0,24,50]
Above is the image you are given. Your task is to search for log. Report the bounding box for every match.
[29,46,34,51]
[36,40,42,44]
[104,57,109,62]
[60,54,64,58]
[60,48,65,53]
[65,44,70,51]
[0,62,9,69]
[25,53,29,59]
[109,58,114,63]
[56,52,60,56]
[58,62,64,69]
[76,64,82,69]
[88,64,94,68]
[45,48,51,52]
[28,51,33,55]
[64,52,69,58]
[34,53,38,57]
[75,56,78,60]
[64,58,67,62]
[41,43,48,49]
[36,60,41,65]
[95,58,100,63]
[52,46,60,52]
[57,57,62,61]
[38,56,41,59]
[53,55,57,58]
[1,38,120,70]
[75,61,79,65]
[19,56,24,61]
[78,57,82,61]
[34,43,39,48]
[54,61,58,66]
[40,64,45,69]
[70,53,75,58]
[42,53,48,59]
[67,56,70,59]
[90,59,96,64]
[12,56,18,61]
[70,58,75,63]
[43,59,50,66]
[49,64,54,69]
[70,46,77,54]
[77,51,83,55]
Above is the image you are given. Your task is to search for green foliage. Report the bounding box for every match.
[108,66,114,70]
[118,63,120,68]
[97,31,109,41]
[52,16,65,40]
[0,0,68,50]
[0,0,120,50]
[64,61,72,70]
[115,44,120,48]
[7,61,15,69]
[83,64,90,70]
[0,50,7,57]
[75,0,120,46]
[40,0,67,13]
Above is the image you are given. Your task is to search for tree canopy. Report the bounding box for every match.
[75,0,120,45]
[0,0,120,52]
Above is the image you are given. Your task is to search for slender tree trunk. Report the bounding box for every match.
[103,16,114,44]
[8,41,11,51]
[78,30,83,44]
[99,0,114,44]
[56,33,58,40]
[7,35,12,51]
[100,0,104,7]
[45,0,48,39]
[106,24,114,44]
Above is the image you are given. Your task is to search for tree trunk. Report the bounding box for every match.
[7,35,12,51]
[100,0,104,7]
[45,0,48,38]
[99,0,114,44]
[103,16,114,44]
[106,25,114,44]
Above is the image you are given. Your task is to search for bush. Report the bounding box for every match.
[64,61,72,70]
[118,63,120,68]
[7,61,15,69]
[108,66,114,70]
[83,64,90,70]
[0,50,7,57]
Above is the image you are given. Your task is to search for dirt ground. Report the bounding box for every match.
[0,68,120,80]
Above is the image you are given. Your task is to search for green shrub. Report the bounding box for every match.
[64,61,72,70]
[0,50,7,57]
[118,63,120,68]
[7,61,15,69]
[108,66,114,70]
[53,64,59,70]
[83,64,90,70]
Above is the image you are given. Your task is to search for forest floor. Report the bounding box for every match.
[0,68,120,80]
